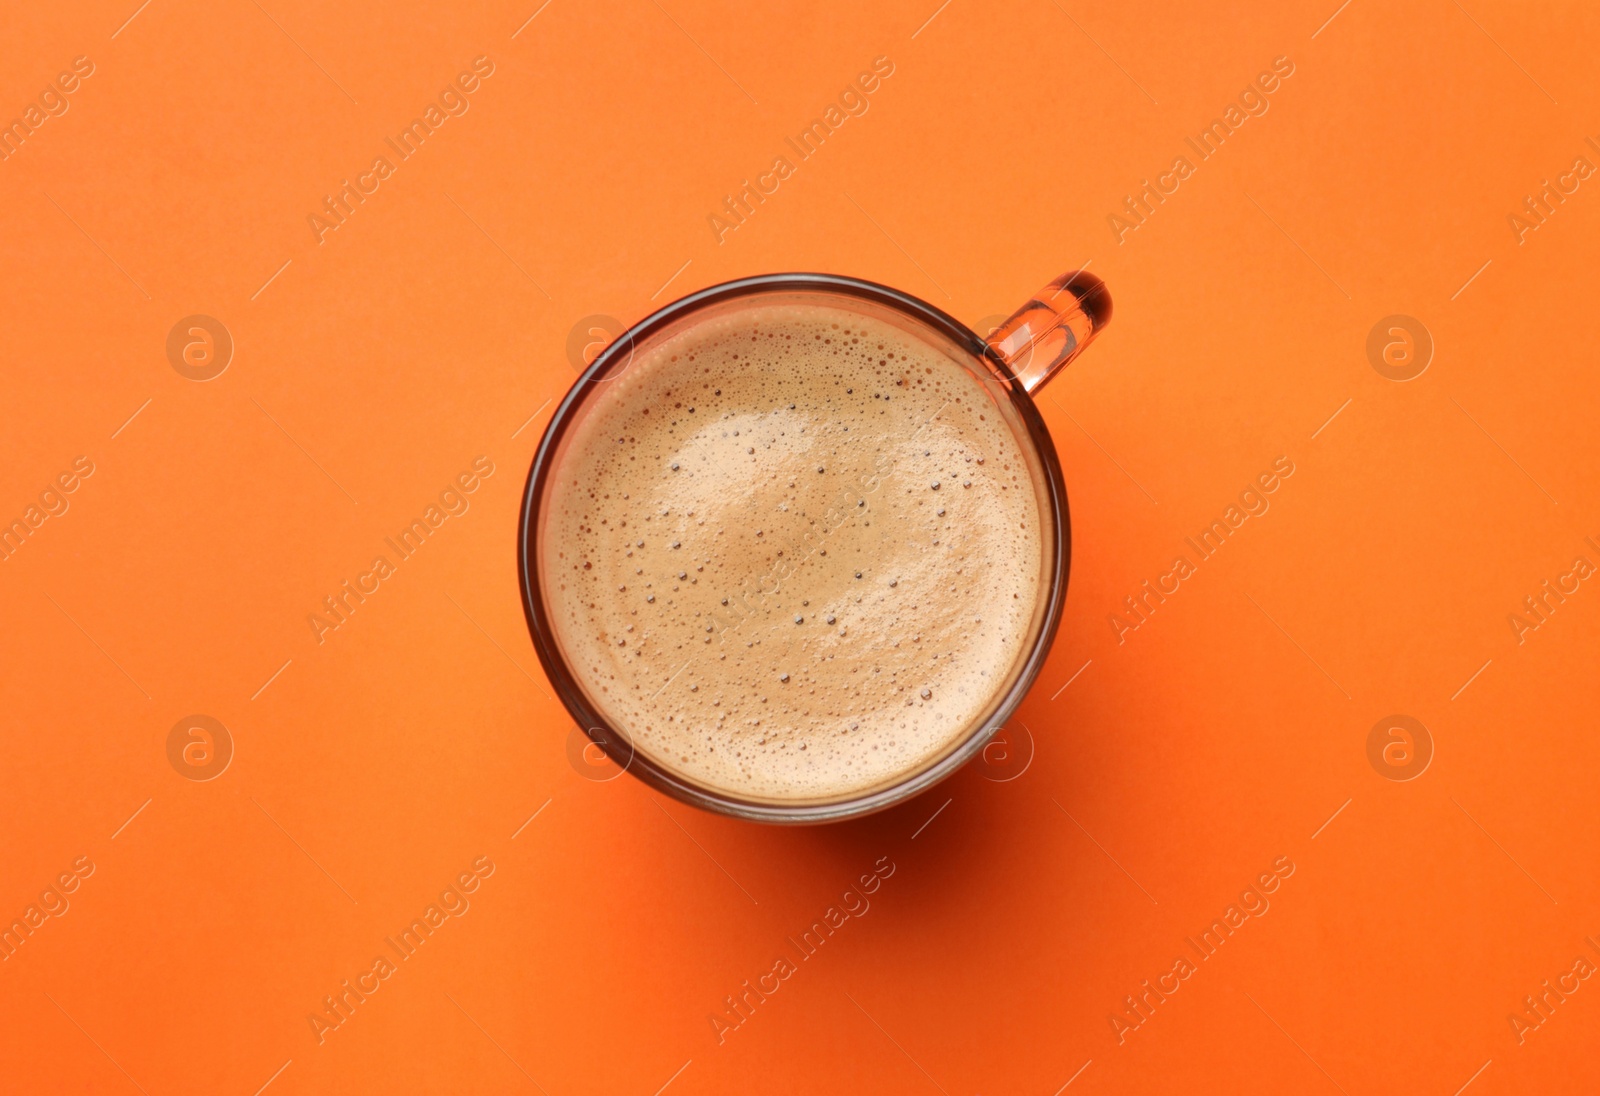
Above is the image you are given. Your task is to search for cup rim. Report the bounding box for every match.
[517,272,1071,823]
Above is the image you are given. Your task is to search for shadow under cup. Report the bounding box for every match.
[519,273,1086,823]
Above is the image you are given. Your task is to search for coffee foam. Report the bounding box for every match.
[542,299,1043,801]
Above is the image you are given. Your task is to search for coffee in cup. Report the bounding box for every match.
[544,300,1042,801]
[523,271,1111,820]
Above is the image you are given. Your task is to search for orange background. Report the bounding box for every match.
[3,1,1599,1092]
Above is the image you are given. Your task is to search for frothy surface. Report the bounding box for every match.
[542,300,1043,801]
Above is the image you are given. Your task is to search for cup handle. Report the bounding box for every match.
[985,270,1113,393]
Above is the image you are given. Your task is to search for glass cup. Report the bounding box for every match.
[518,270,1111,822]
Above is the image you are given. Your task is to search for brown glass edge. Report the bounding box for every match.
[516,272,1072,824]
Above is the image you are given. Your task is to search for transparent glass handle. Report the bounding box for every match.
[985,270,1112,393]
